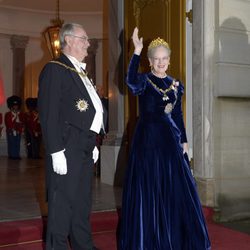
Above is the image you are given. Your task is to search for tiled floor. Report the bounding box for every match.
[0,156,122,222]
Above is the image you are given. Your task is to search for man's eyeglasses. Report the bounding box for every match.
[68,34,89,42]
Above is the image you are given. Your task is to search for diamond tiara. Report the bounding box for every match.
[148,37,170,50]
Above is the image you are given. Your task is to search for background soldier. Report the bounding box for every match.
[4,95,24,159]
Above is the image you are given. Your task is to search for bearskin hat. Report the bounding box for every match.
[7,95,22,109]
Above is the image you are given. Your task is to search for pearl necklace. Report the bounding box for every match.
[151,71,167,78]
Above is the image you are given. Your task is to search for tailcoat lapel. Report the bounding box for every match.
[58,54,89,96]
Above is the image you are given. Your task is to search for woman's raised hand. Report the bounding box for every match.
[132,27,143,55]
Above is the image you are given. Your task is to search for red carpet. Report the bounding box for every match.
[0,208,249,250]
[0,211,118,250]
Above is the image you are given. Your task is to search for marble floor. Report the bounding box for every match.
[1,156,250,237]
[0,156,122,222]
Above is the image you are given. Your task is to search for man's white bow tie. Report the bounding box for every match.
[78,62,86,70]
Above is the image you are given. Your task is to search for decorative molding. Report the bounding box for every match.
[10,35,29,49]
[217,26,250,35]
[133,0,170,27]
[0,5,102,16]
[166,0,171,40]
[0,7,103,40]
[196,177,215,207]
[186,9,193,23]
[0,33,11,39]
[216,62,250,68]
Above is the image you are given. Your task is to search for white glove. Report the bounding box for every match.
[11,111,18,122]
[51,149,67,175]
[182,142,189,155]
[92,146,99,164]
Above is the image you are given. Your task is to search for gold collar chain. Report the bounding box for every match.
[147,77,177,99]
[49,61,87,77]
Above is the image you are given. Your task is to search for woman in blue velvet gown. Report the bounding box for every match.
[119,27,211,250]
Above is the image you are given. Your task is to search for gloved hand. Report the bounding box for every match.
[51,149,67,175]
[11,111,21,123]
[182,142,189,155]
[92,146,99,164]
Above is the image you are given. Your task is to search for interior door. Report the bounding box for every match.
[124,0,187,143]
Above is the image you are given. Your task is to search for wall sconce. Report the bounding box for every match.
[43,0,64,59]
[186,9,193,24]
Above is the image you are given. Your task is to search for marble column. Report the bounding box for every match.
[8,35,29,157]
[193,0,250,222]
[192,0,215,206]
[100,0,127,186]
[85,39,99,83]
[10,35,29,99]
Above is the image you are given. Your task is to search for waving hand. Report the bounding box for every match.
[132,27,143,55]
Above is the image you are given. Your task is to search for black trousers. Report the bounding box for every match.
[45,129,96,250]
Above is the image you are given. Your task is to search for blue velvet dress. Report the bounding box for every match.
[119,54,211,250]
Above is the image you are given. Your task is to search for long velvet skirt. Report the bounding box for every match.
[119,116,211,250]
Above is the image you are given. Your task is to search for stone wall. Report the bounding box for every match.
[193,0,250,221]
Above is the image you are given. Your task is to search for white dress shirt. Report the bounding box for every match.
[65,54,104,134]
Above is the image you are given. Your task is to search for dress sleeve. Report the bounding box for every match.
[171,82,188,143]
[126,54,146,95]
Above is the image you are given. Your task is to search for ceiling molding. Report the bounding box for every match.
[0,5,102,16]
[0,0,103,13]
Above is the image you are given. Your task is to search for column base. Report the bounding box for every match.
[100,134,127,186]
[195,177,215,207]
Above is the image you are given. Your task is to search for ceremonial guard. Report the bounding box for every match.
[0,113,3,137]
[4,95,24,159]
[24,98,41,159]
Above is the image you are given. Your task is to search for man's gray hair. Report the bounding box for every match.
[59,23,83,49]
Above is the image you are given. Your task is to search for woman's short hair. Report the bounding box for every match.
[147,37,171,58]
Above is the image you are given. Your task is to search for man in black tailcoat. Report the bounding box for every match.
[38,23,105,250]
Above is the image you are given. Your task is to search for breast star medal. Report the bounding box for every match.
[75,99,89,112]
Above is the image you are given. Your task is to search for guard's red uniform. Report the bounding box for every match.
[5,110,24,159]
[0,113,3,137]
[5,111,24,135]
[24,110,41,137]
[24,109,41,158]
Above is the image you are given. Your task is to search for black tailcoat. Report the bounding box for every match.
[38,53,104,249]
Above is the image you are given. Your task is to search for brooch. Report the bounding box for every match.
[172,80,179,92]
[164,103,173,114]
[75,99,89,112]
[162,95,169,101]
